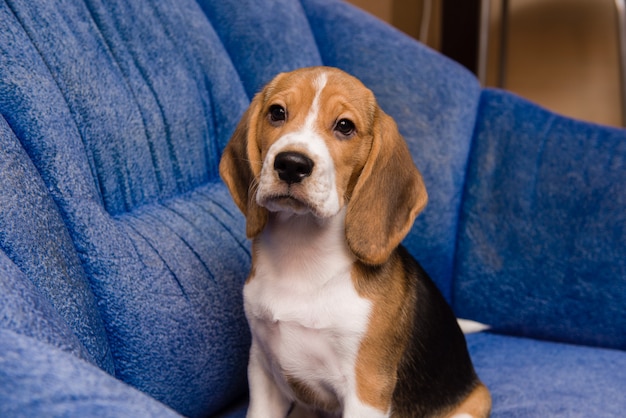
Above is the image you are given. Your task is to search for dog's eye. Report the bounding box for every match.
[334,119,355,138]
[268,104,286,124]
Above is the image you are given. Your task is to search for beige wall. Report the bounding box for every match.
[345,0,441,50]
[346,0,622,127]
[346,0,393,23]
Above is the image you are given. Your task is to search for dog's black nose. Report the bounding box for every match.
[274,151,314,184]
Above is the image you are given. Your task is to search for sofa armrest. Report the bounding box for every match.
[0,329,181,417]
[455,89,626,350]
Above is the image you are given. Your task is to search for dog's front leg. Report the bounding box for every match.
[342,396,390,418]
[246,340,291,418]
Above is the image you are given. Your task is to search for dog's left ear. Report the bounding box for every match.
[219,94,268,238]
[345,109,428,265]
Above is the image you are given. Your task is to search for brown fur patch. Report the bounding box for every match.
[344,110,428,266]
[352,252,416,413]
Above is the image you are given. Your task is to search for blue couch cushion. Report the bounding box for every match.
[302,0,481,300]
[467,332,626,417]
[0,248,97,367]
[455,89,626,350]
[216,332,626,417]
[0,329,181,418]
[0,0,263,415]
[0,115,113,373]
[105,184,251,416]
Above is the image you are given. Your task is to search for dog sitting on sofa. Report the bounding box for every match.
[220,66,491,418]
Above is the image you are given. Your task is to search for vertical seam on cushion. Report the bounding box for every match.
[3,0,105,206]
[82,0,163,209]
[202,74,220,180]
[136,54,184,196]
[6,0,134,214]
[154,1,215,186]
[91,1,185,199]
[449,88,485,310]
[111,6,183,203]
[190,1,249,101]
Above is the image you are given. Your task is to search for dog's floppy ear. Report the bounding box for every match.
[219,94,268,238]
[345,109,428,265]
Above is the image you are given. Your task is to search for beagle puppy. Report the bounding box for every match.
[219,66,491,418]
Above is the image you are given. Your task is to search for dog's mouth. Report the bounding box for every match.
[260,193,314,216]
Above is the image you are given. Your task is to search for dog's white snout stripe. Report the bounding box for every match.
[256,73,341,218]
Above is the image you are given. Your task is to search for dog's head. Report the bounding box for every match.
[219,67,427,265]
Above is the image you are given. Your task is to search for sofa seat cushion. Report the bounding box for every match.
[103,184,251,416]
[214,331,626,418]
[468,332,626,417]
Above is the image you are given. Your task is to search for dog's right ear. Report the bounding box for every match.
[219,94,268,238]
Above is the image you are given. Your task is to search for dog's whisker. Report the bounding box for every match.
[247,176,261,205]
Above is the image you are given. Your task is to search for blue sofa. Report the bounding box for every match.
[0,0,624,416]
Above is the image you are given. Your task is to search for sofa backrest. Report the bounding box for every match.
[454,89,626,351]
[301,0,482,300]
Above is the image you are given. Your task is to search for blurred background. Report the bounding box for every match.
[346,0,623,128]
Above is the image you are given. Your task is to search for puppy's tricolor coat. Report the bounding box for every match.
[220,67,491,418]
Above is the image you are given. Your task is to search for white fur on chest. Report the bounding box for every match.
[244,210,372,408]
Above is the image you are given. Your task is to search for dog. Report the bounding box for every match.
[219,66,491,418]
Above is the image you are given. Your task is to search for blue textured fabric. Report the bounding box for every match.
[0,248,94,366]
[467,333,626,417]
[0,329,181,418]
[455,89,626,350]
[213,398,248,418]
[1,0,247,215]
[197,0,322,98]
[301,0,481,300]
[0,115,113,373]
[1,0,252,415]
